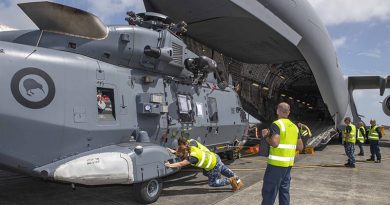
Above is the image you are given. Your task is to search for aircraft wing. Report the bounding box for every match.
[18,1,108,39]
[348,76,390,96]
[144,0,303,64]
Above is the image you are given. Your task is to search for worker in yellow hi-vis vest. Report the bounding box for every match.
[366,119,382,163]
[261,102,304,205]
[165,137,244,191]
[356,122,366,156]
[297,122,312,138]
[343,117,356,168]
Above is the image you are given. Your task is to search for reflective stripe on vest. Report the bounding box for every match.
[267,119,299,167]
[300,128,308,137]
[344,123,356,143]
[188,139,210,152]
[277,144,297,149]
[268,155,295,162]
[368,126,379,140]
[189,146,217,171]
[357,126,365,143]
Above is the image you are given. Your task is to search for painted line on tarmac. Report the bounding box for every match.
[182,155,390,172]
[180,168,264,172]
[353,168,390,174]
[182,158,389,172]
[228,168,266,171]
[238,158,266,162]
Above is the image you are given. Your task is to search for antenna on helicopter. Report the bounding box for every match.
[125,11,143,26]
[126,11,187,35]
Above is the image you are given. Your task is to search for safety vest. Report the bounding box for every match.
[300,127,309,137]
[189,146,217,171]
[267,119,299,167]
[344,123,356,143]
[188,139,210,152]
[357,126,366,143]
[368,126,379,141]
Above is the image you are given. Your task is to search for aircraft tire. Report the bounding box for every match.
[133,179,163,204]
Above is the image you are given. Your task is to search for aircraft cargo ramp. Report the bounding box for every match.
[0,129,389,204]
[305,126,338,150]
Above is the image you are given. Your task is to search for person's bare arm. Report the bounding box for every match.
[166,147,176,154]
[165,159,190,168]
[297,139,303,152]
[268,134,280,148]
[262,129,280,148]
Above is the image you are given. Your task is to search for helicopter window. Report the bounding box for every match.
[177,94,194,123]
[207,97,218,123]
[97,87,116,121]
[196,102,203,117]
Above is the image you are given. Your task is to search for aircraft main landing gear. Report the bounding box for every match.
[133,179,163,204]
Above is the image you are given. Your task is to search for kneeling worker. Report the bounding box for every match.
[165,137,244,191]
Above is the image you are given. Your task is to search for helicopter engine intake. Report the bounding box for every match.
[383,95,390,116]
[185,56,219,85]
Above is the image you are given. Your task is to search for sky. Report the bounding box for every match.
[0,0,389,125]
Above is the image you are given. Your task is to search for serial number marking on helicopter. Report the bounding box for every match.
[11,67,55,109]
[87,158,100,165]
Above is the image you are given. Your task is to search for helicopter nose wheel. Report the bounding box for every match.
[133,179,163,204]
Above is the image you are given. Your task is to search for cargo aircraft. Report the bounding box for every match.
[0,0,388,203]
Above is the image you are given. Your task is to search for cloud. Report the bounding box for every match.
[353,90,365,98]
[357,48,382,58]
[332,36,346,49]
[307,0,390,26]
[0,25,16,31]
[353,89,390,125]
[0,0,145,29]
[85,0,145,23]
[0,0,39,29]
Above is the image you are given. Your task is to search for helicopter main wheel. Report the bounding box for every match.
[133,179,163,204]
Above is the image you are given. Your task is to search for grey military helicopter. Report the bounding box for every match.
[0,1,248,204]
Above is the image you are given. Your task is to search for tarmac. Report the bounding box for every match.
[0,130,389,205]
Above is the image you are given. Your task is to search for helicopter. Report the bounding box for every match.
[0,1,248,204]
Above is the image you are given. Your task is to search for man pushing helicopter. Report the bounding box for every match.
[165,137,244,191]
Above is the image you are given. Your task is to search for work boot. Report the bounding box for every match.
[375,160,381,163]
[344,162,350,166]
[229,177,238,191]
[349,164,356,168]
[366,158,375,161]
[234,176,244,191]
[358,153,364,156]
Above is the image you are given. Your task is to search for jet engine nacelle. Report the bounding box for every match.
[383,95,390,116]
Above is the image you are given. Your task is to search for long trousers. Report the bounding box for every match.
[369,140,381,160]
[344,142,355,164]
[356,140,364,155]
[261,164,292,205]
[207,156,235,187]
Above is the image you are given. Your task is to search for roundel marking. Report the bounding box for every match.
[11,67,55,109]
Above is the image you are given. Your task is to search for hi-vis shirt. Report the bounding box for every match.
[268,119,301,167]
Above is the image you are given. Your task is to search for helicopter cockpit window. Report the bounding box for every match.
[207,97,218,123]
[177,94,194,123]
[97,87,116,121]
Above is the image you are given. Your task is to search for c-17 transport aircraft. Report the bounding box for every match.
[143,0,390,125]
[0,0,388,204]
